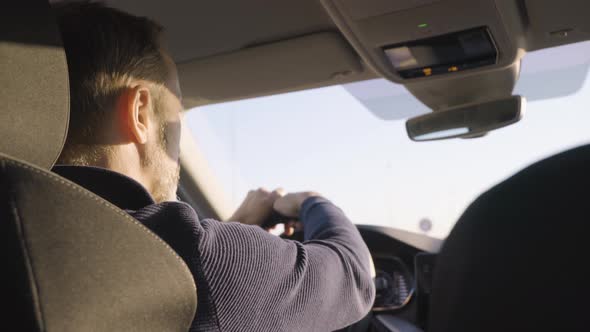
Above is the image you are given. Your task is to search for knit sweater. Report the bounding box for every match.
[53,165,375,332]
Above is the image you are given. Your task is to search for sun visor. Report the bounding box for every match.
[178,32,364,106]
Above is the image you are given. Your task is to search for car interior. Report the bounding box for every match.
[2,0,589,331]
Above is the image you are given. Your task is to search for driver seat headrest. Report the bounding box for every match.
[0,0,197,330]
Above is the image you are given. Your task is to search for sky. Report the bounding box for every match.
[186,41,590,239]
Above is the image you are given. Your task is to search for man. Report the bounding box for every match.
[52,2,375,331]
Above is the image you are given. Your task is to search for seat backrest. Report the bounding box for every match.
[0,1,197,330]
[428,145,590,332]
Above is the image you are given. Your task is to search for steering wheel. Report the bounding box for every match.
[262,211,304,241]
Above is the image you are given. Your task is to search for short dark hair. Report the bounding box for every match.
[53,1,168,164]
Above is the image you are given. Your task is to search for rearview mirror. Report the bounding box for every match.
[406,96,526,141]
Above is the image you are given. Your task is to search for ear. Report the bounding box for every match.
[117,85,155,145]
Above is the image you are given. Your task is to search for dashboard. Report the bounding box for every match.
[373,255,414,311]
[345,225,443,332]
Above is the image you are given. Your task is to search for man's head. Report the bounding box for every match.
[54,1,183,202]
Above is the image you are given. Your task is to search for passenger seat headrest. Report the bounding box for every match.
[428,144,590,332]
[0,0,69,169]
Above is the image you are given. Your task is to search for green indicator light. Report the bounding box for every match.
[418,23,429,28]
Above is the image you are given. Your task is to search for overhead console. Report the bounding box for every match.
[383,27,497,79]
[318,0,590,138]
[320,0,520,84]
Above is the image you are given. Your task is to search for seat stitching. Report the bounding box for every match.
[3,158,47,331]
[49,47,71,168]
[1,157,195,288]
[10,190,47,331]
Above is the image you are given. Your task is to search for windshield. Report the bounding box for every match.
[185,41,590,239]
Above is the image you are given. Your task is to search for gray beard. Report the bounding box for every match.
[143,142,180,203]
[151,161,180,203]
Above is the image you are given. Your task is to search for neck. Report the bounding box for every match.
[95,145,152,195]
[59,143,157,200]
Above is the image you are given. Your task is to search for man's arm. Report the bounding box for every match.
[197,195,375,331]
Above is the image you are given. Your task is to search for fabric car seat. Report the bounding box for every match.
[0,0,197,330]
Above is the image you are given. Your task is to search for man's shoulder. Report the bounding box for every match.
[129,200,201,230]
[127,200,258,244]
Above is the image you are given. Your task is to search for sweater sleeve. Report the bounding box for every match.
[197,196,375,332]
